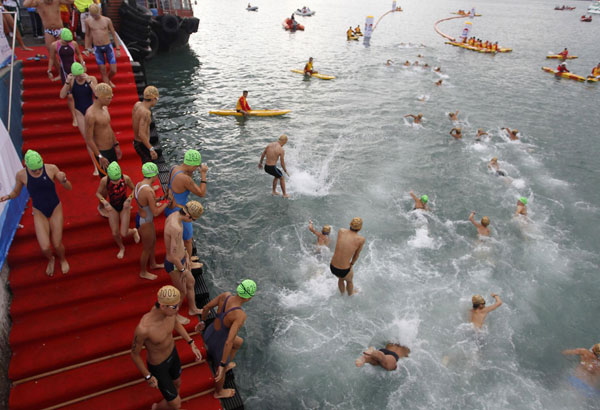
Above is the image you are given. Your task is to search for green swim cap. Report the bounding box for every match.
[184,149,201,166]
[142,162,158,177]
[24,149,43,170]
[519,197,528,205]
[420,195,428,204]
[71,62,84,76]
[107,161,122,181]
[237,279,256,299]
[60,28,73,42]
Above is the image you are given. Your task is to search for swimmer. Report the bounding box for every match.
[423,63,429,68]
[470,294,502,328]
[132,86,160,164]
[84,4,121,88]
[435,79,443,86]
[236,90,251,116]
[199,280,256,399]
[95,162,140,259]
[469,212,490,236]
[164,200,205,324]
[409,191,429,210]
[355,344,410,370]
[330,217,365,296]
[308,220,331,246]
[417,54,424,58]
[515,197,528,216]
[413,61,419,66]
[403,60,411,66]
[258,134,290,198]
[0,150,71,276]
[562,344,600,397]
[448,110,459,122]
[434,66,441,72]
[385,59,393,66]
[404,113,423,124]
[131,286,202,410]
[475,128,488,141]
[501,128,519,141]
[488,157,506,177]
[23,0,66,64]
[304,57,317,75]
[450,127,462,139]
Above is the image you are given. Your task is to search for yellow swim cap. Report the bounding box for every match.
[95,83,113,98]
[472,295,485,305]
[279,134,288,143]
[512,129,518,134]
[350,217,363,231]
[592,344,600,356]
[157,285,180,305]
[322,225,331,234]
[89,3,100,15]
[491,157,498,162]
[143,86,159,100]
[185,200,204,219]
[481,216,490,226]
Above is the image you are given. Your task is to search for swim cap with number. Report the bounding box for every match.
[185,200,204,219]
[157,285,180,305]
[420,195,428,204]
[24,149,43,170]
[237,279,256,299]
[60,28,73,42]
[184,149,201,166]
[71,62,84,76]
[107,161,122,181]
[142,162,158,177]
[519,197,528,205]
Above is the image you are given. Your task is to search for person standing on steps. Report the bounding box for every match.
[84,82,122,180]
[132,86,160,164]
[258,134,290,198]
[329,217,365,296]
[84,3,121,87]
[0,150,71,276]
[164,200,205,325]
[131,285,202,410]
[95,161,140,259]
[164,149,208,262]
[135,162,170,281]
[59,62,98,176]
[198,279,256,399]
[48,28,85,127]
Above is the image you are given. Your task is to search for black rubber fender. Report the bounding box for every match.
[161,14,179,34]
[147,30,159,59]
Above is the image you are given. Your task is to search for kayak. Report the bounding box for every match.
[587,76,600,82]
[283,18,304,30]
[581,16,592,21]
[347,35,359,41]
[295,9,315,16]
[546,55,578,59]
[541,67,586,82]
[354,32,364,36]
[291,69,336,80]
[451,12,482,16]
[246,6,258,11]
[209,109,291,117]
[445,41,512,53]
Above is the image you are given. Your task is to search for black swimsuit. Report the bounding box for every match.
[379,348,400,362]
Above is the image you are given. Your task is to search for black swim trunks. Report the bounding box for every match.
[97,147,118,178]
[147,347,182,402]
[133,140,153,164]
[496,170,506,177]
[330,263,350,278]
[264,165,283,178]
[379,348,400,362]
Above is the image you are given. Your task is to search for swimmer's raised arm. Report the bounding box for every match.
[469,212,479,226]
[308,220,319,236]
[562,348,589,356]
[483,293,502,313]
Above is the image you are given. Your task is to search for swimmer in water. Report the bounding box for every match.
[450,127,462,139]
[404,113,423,124]
[488,157,506,176]
[403,60,411,66]
[308,220,331,246]
[330,217,365,296]
[435,79,443,86]
[434,66,441,72]
[475,129,488,141]
[423,63,429,68]
[469,212,490,236]
[515,197,528,216]
[385,59,393,66]
[502,128,519,141]
[448,110,459,122]
[470,294,502,328]
[410,191,429,210]
[562,344,600,397]
[413,61,419,66]
[355,344,410,370]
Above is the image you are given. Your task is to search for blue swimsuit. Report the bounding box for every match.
[26,166,60,218]
[165,167,193,241]
[203,295,241,368]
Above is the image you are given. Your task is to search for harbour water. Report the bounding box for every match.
[145,0,600,408]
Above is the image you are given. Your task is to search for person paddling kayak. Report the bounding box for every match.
[304,57,318,75]
[236,90,251,116]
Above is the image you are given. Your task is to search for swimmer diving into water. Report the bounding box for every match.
[355,344,410,370]
[450,127,462,139]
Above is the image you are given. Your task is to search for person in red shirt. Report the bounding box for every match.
[557,62,569,73]
[236,90,251,116]
[558,48,569,59]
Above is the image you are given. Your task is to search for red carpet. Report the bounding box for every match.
[8,46,222,409]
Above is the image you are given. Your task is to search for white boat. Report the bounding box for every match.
[295,8,316,16]
[588,1,600,14]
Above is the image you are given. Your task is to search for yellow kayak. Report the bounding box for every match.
[209,109,291,117]
[546,55,578,59]
[347,36,359,41]
[451,12,482,16]
[291,69,336,80]
[445,41,512,53]
[587,76,600,83]
[541,67,585,82]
